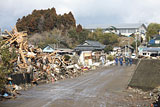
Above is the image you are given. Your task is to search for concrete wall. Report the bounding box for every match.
[128,59,160,91]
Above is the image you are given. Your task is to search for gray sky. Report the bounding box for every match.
[0,0,160,30]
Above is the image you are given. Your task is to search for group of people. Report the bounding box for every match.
[115,56,133,66]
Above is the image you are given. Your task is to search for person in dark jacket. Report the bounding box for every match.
[119,56,123,66]
[115,57,119,65]
[129,57,133,66]
[125,57,129,66]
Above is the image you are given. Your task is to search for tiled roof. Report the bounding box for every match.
[154,36,160,40]
[121,45,134,49]
[148,44,160,47]
[75,40,106,51]
[143,47,160,52]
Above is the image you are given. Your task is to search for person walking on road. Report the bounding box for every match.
[125,57,129,66]
[119,56,123,66]
[115,57,119,65]
[129,57,133,66]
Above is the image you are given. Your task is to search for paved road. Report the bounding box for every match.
[0,65,150,107]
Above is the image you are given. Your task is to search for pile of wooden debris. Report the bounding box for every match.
[0,27,84,84]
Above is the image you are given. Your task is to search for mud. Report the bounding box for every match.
[0,65,152,107]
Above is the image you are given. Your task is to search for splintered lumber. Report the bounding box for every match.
[19,43,26,64]
[3,27,27,47]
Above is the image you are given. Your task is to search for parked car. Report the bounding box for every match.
[131,53,136,59]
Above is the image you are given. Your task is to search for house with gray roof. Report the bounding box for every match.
[75,40,106,66]
[149,35,160,46]
[84,23,147,42]
[74,40,106,51]
[139,35,160,57]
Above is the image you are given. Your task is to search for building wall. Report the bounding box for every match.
[79,51,92,66]
[155,40,160,44]
[138,25,147,41]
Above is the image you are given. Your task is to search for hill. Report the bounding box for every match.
[16,7,76,34]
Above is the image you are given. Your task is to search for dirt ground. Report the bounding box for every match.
[0,65,153,107]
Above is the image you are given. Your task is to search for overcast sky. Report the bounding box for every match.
[1,0,160,30]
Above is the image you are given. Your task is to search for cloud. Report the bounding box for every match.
[1,0,160,30]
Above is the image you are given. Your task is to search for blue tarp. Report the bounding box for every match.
[148,39,155,44]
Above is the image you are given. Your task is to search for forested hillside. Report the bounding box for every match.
[16,7,76,34]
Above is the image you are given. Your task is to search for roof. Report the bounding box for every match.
[148,44,160,47]
[121,45,134,50]
[83,23,146,30]
[154,36,160,40]
[75,40,106,51]
[143,47,160,52]
[43,45,54,53]
[55,48,73,52]
[148,39,155,44]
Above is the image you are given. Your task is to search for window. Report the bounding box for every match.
[155,40,160,44]
[128,29,136,33]
[119,29,127,33]
[143,53,146,55]
[141,30,144,33]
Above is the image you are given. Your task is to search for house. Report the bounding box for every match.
[110,47,121,56]
[74,40,106,66]
[148,36,160,47]
[55,48,74,55]
[121,45,134,57]
[140,47,160,57]
[139,35,160,57]
[43,44,74,55]
[84,23,147,42]
[0,31,9,39]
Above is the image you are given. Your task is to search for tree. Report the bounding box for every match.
[16,8,76,34]
[0,42,17,91]
[146,23,160,41]
[76,24,83,32]
[104,45,113,53]
[131,41,140,49]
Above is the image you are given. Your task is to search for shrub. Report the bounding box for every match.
[0,42,17,91]
[107,55,114,61]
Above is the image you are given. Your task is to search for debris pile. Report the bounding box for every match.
[0,27,84,85]
[127,86,160,106]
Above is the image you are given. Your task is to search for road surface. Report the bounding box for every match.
[1,65,151,107]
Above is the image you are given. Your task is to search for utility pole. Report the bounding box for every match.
[0,28,2,36]
[136,31,138,58]
[128,40,129,56]
[125,45,126,57]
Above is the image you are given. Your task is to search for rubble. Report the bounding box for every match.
[0,27,89,99]
[127,86,160,106]
[1,27,85,81]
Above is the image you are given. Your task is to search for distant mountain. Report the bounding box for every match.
[16,7,76,34]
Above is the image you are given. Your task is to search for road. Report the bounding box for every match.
[1,65,151,107]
